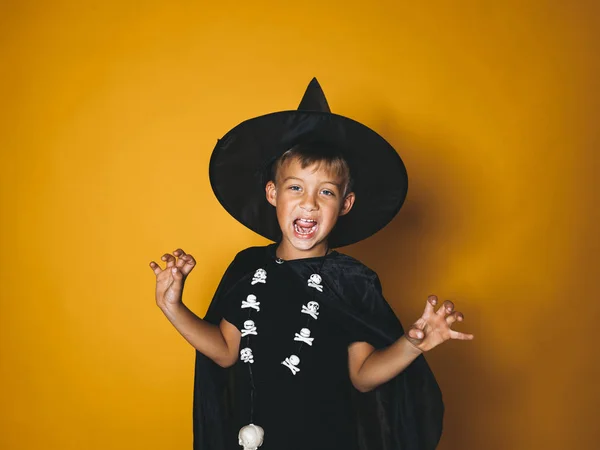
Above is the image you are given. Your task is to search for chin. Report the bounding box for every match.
[288,235,329,253]
[298,242,323,252]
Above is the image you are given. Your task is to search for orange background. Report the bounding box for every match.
[1,1,599,449]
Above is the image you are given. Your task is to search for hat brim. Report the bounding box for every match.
[209,110,408,248]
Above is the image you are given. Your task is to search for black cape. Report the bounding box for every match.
[193,245,444,450]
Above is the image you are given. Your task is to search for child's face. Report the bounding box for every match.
[265,157,355,259]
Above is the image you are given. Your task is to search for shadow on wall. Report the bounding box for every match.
[343,114,522,450]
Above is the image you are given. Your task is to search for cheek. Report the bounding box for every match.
[275,199,293,220]
[323,201,342,218]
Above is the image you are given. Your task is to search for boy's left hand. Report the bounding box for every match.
[405,295,474,352]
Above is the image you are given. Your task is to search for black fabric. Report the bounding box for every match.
[193,245,444,450]
[220,256,359,450]
[208,78,409,248]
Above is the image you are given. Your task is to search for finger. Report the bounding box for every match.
[424,295,437,316]
[412,317,426,331]
[449,330,474,340]
[149,261,163,276]
[171,266,184,280]
[436,300,454,318]
[446,311,464,326]
[176,254,189,269]
[180,254,197,274]
[169,266,185,289]
[161,253,176,268]
[174,253,196,271]
[407,326,425,341]
[173,249,195,271]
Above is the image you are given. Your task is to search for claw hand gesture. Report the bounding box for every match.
[405,295,474,352]
[149,248,196,311]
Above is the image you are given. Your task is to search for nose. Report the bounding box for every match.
[299,192,318,212]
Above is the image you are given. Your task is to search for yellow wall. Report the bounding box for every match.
[1,1,598,449]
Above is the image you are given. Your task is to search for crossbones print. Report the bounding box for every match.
[307,273,323,292]
[241,320,258,337]
[251,268,267,285]
[241,294,260,311]
[294,328,314,346]
[281,354,301,375]
[240,347,254,364]
[301,301,320,320]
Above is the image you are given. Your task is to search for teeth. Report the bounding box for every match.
[294,222,317,235]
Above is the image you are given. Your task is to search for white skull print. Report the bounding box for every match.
[241,294,260,311]
[301,301,320,320]
[294,327,314,346]
[307,273,323,292]
[281,354,301,375]
[251,268,267,285]
[241,320,258,337]
[240,347,254,364]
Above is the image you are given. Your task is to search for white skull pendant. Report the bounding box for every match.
[238,423,264,450]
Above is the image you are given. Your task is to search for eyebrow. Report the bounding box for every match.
[282,176,342,187]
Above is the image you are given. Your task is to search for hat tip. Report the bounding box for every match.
[298,77,331,113]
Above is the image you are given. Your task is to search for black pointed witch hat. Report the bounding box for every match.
[209,78,408,248]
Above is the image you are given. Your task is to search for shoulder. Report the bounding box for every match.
[222,245,273,284]
[330,252,380,285]
[324,252,403,344]
[204,245,272,322]
[232,245,271,265]
[325,252,386,309]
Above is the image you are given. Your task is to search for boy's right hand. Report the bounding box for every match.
[149,248,196,312]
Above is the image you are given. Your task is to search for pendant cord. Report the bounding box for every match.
[248,363,256,422]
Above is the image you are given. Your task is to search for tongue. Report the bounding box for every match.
[295,219,316,235]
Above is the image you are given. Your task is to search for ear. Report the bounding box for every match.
[339,192,355,216]
[265,181,277,207]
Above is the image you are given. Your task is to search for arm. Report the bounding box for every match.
[150,248,241,368]
[348,337,422,393]
[348,295,474,392]
[161,303,241,368]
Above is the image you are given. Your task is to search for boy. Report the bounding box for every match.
[149,79,473,450]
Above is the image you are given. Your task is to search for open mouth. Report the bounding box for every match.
[293,218,318,237]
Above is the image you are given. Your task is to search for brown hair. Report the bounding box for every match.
[270,143,353,196]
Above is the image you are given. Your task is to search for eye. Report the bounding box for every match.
[321,189,336,197]
[289,185,301,191]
